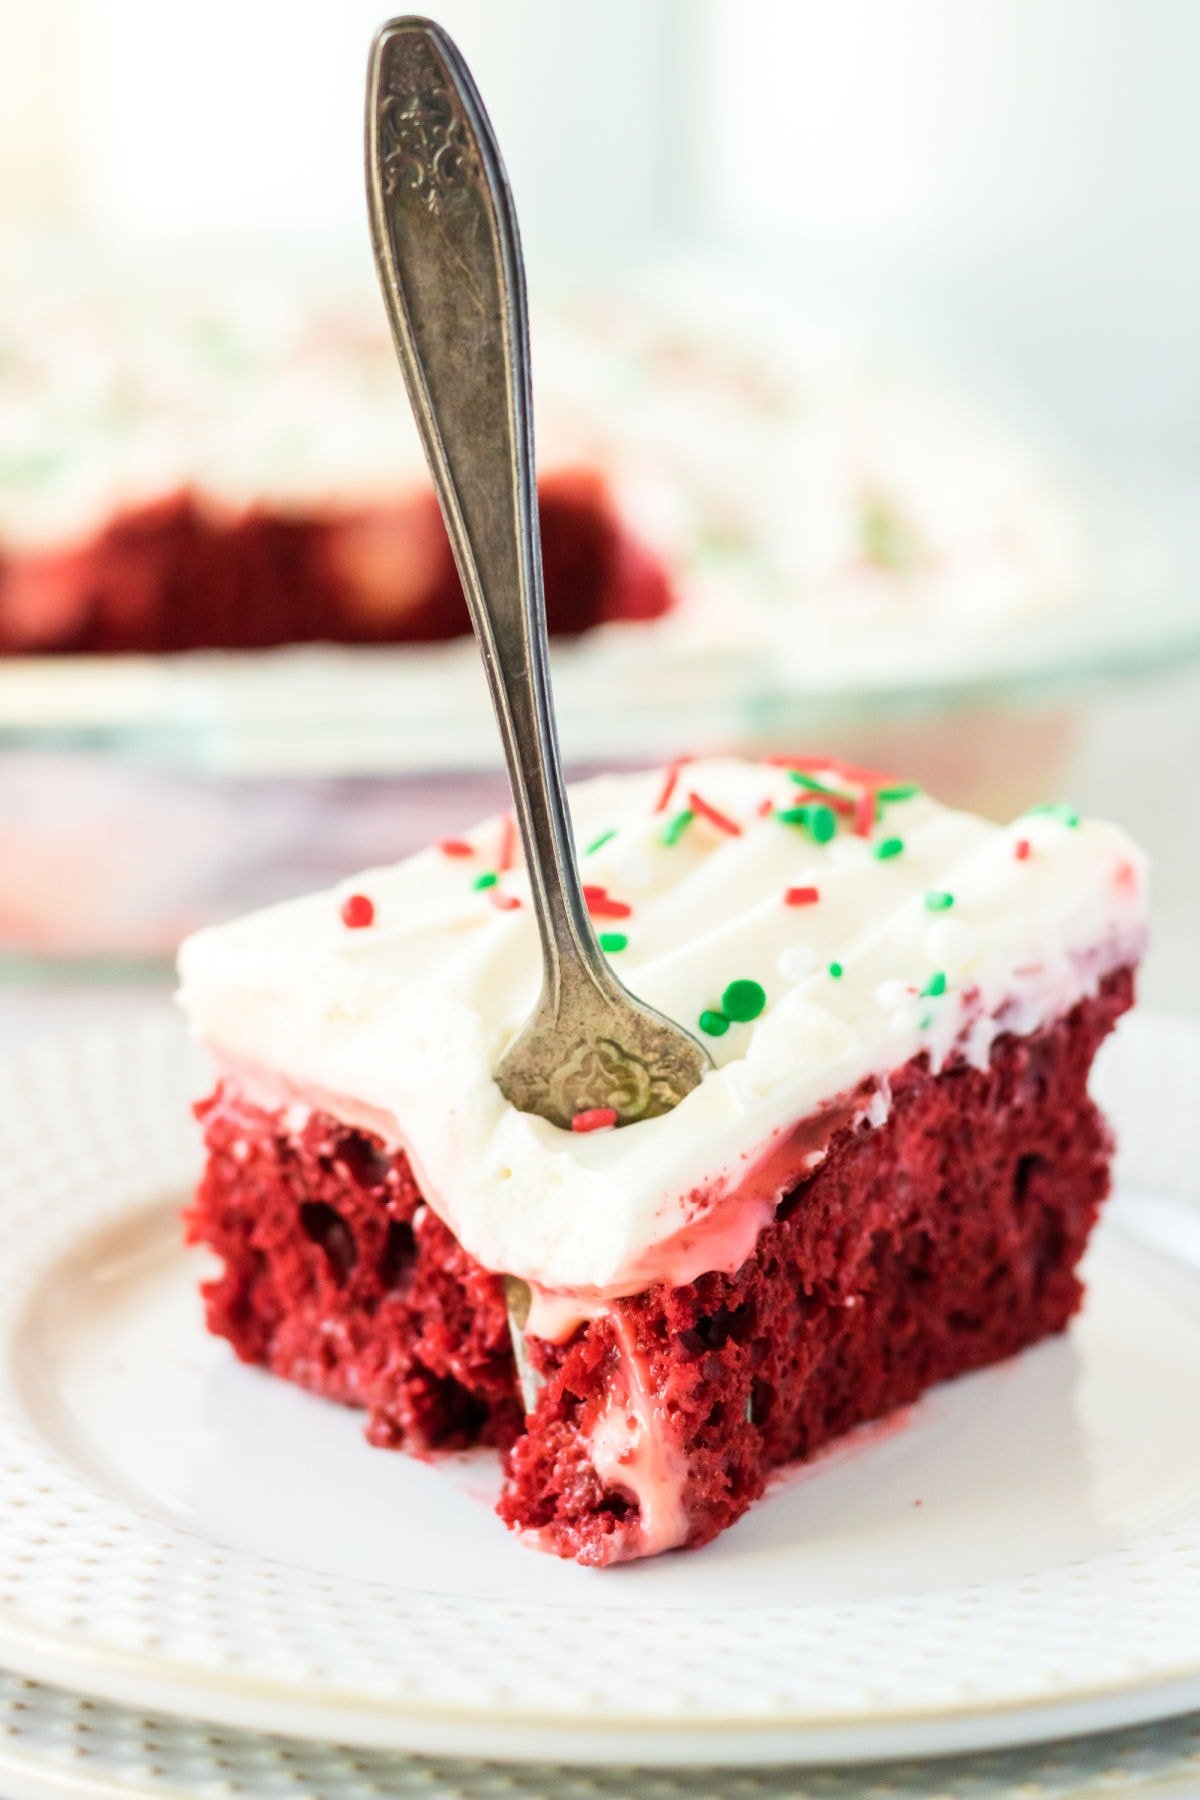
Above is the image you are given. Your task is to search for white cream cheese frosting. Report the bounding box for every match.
[177,756,1147,1299]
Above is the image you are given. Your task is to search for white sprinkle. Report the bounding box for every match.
[876,978,916,1011]
[777,943,818,982]
[925,918,978,973]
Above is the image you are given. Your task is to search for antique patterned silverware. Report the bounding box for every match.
[365,17,710,1137]
[366,15,711,1409]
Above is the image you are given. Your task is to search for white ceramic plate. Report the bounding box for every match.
[0,1673,1195,1800]
[0,1013,1197,1767]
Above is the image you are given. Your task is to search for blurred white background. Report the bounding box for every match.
[5,0,1199,475]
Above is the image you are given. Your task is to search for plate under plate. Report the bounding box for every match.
[0,1671,1195,1800]
[0,1014,1196,1765]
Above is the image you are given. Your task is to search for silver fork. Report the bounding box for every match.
[365,16,711,1409]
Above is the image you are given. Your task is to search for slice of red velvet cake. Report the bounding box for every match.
[178,755,1146,1564]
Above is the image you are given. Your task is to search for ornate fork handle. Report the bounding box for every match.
[366,17,709,1136]
[367,18,605,1001]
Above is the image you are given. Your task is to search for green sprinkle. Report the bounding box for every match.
[721,979,766,1023]
[787,770,847,800]
[807,802,838,843]
[473,871,499,890]
[599,931,628,953]
[696,518,752,562]
[0,446,63,487]
[875,837,905,860]
[920,1012,934,1031]
[924,890,955,911]
[776,802,837,844]
[861,493,920,572]
[877,783,920,803]
[586,829,616,855]
[662,808,695,847]
[922,971,947,998]
[699,1009,729,1037]
[1026,801,1080,829]
[828,961,844,980]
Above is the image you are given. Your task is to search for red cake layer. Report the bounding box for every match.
[186,1103,524,1452]
[186,970,1132,1564]
[0,468,672,654]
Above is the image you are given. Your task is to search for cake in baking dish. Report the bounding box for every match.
[178,755,1146,1564]
[0,269,1082,658]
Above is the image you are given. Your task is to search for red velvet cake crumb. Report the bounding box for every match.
[185,970,1133,1565]
[186,1100,523,1452]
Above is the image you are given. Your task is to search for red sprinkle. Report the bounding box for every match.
[497,812,517,873]
[785,885,820,907]
[583,884,633,920]
[1014,838,1032,862]
[791,779,856,813]
[853,788,876,837]
[572,1107,619,1133]
[820,791,856,817]
[757,796,774,817]
[340,893,375,929]
[438,838,474,858]
[653,758,691,815]
[687,789,742,837]
[764,753,898,787]
[488,889,521,912]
